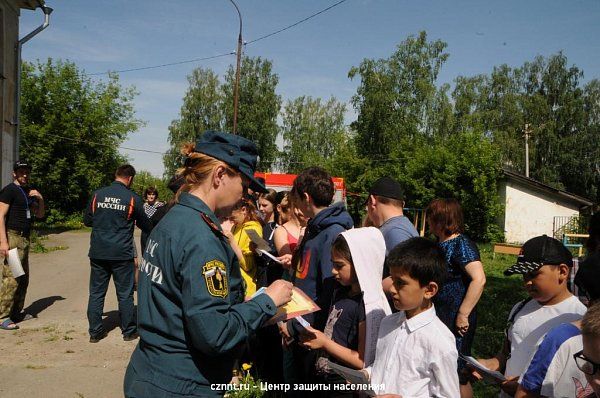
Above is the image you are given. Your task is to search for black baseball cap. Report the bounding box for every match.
[13,160,32,171]
[368,176,405,201]
[193,131,267,193]
[504,235,573,276]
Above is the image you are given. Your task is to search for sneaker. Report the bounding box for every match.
[89,331,108,343]
[123,332,139,342]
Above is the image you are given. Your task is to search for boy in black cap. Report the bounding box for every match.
[0,160,45,330]
[472,235,586,397]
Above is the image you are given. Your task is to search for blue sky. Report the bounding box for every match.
[20,0,600,177]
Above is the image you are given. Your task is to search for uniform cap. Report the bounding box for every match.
[504,235,573,276]
[194,131,267,193]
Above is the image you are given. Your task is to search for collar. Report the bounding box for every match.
[111,181,127,188]
[380,214,406,228]
[177,192,221,229]
[403,305,436,333]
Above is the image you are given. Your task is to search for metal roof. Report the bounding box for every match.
[502,169,594,208]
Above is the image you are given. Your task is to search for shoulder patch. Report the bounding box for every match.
[203,260,228,298]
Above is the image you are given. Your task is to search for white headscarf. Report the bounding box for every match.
[340,227,391,367]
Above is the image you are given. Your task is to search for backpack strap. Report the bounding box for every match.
[505,297,533,339]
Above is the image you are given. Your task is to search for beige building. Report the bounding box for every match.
[0,0,48,186]
[498,169,593,244]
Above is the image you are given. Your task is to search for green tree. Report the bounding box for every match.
[278,96,347,174]
[348,31,450,159]
[222,56,281,170]
[20,59,142,219]
[451,52,600,202]
[163,68,223,177]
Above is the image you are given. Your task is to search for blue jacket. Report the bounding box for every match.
[291,202,353,334]
[126,192,276,396]
[84,181,151,260]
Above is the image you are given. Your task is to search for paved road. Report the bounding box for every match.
[0,230,140,398]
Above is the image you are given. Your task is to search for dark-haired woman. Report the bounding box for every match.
[426,198,486,398]
[140,187,164,253]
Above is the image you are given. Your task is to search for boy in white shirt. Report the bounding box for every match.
[474,235,587,397]
[368,237,460,397]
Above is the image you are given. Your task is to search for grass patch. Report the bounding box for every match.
[30,231,69,253]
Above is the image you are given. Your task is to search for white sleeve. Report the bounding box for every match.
[430,350,460,398]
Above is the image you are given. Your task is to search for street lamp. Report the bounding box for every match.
[229,0,243,135]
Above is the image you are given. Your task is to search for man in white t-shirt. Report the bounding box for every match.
[473,235,587,397]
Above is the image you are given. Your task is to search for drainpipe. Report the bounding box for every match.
[15,4,53,158]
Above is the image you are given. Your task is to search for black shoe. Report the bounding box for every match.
[89,331,108,343]
[123,332,139,341]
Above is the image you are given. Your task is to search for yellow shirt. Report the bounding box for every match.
[232,220,262,296]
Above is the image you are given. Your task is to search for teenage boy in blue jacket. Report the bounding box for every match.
[282,167,354,388]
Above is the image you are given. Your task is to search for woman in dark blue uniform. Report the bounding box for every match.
[124,131,293,397]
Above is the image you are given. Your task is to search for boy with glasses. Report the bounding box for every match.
[578,302,600,397]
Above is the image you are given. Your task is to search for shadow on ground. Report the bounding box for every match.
[23,295,66,318]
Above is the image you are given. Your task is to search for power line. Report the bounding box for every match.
[245,0,348,45]
[86,0,349,77]
[86,52,235,77]
[47,133,167,155]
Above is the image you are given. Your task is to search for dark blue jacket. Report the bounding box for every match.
[84,181,151,260]
[291,202,353,334]
[127,192,276,396]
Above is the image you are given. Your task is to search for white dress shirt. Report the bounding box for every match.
[369,305,460,397]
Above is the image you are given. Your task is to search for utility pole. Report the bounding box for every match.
[229,0,243,135]
[524,123,531,178]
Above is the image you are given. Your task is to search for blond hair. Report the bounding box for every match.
[175,142,238,201]
[582,301,600,338]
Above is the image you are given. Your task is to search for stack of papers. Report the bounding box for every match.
[460,355,507,384]
[249,286,320,325]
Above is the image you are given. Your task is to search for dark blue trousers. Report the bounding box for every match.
[87,258,136,338]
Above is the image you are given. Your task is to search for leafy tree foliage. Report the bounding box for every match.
[222,56,282,171]
[278,96,347,174]
[165,56,281,175]
[20,59,141,220]
[452,53,600,202]
[348,31,450,158]
[163,68,222,177]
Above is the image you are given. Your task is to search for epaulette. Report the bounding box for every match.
[200,212,225,237]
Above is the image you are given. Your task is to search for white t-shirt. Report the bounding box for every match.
[368,306,459,397]
[501,295,587,398]
[519,323,594,397]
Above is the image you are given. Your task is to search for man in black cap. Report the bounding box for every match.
[0,160,45,330]
[365,176,419,254]
[365,176,419,304]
